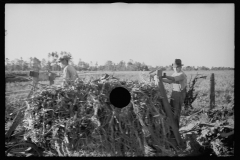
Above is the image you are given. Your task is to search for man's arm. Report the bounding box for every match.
[164,73,185,83]
[173,73,185,82]
[165,76,175,82]
[162,78,173,84]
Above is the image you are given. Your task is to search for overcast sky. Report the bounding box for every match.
[5,3,234,68]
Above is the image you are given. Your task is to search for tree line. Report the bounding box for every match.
[5,52,234,72]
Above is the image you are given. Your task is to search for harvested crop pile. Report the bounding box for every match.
[180,100,234,156]
[20,79,177,156]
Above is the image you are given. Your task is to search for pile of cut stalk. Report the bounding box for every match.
[6,78,179,157]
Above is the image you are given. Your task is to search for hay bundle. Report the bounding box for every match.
[22,79,176,156]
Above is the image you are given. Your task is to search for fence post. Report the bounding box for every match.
[210,73,215,109]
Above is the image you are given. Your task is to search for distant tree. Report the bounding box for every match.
[46,61,52,71]
[127,62,132,66]
[105,60,114,71]
[22,61,29,71]
[81,62,89,71]
[14,59,22,71]
[85,62,90,71]
[142,65,149,71]
[5,58,10,71]
[20,57,23,70]
[95,62,98,71]
[5,58,8,65]
[77,59,83,71]
[132,62,141,71]
[129,59,134,64]
[98,65,104,71]
[41,58,47,70]
[29,57,33,69]
[111,63,116,71]
[127,59,135,71]
[116,60,126,71]
[185,66,192,71]
[211,66,234,70]
[199,66,210,71]
[141,62,147,70]
[48,53,51,62]
[148,65,154,71]
[194,67,198,71]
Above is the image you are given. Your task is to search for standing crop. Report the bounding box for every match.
[184,74,207,111]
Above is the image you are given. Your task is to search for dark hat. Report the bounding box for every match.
[172,59,183,67]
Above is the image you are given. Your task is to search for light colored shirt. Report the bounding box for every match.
[62,65,78,85]
[171,71,187,92]
[154,74,159,85]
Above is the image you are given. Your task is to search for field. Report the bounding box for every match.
[6,70,234,104]
[5,70,234,156]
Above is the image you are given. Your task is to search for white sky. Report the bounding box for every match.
[5,3,234,68]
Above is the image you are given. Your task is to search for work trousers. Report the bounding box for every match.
[170,88,186,129]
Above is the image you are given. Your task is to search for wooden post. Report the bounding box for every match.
[210,73,215,109]
[156,70,184,147]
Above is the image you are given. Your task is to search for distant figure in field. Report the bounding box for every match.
[47,70,57,85]
[161,59,187,129]
[149,69,157,82]
[150,74,155,82]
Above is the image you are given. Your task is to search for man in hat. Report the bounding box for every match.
[162,59,187,129]
[58,55,78,87]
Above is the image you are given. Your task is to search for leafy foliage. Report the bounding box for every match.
[183,73,207,111]
[7,78,181,156]
[5,71,234,157]
[180,99,234,156]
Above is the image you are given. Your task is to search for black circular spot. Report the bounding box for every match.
[109,87,131,109]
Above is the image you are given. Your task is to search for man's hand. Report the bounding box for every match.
[162,73,167,78]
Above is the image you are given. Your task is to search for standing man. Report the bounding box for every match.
[57,54,79,87]
[150,74,155,82]
[162,59,187,129]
